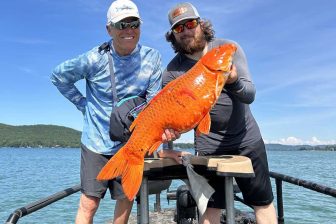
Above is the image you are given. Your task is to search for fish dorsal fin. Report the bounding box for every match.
[196,113,211,136]
[216,71,227,98]
[129,116,138,132]
[148,141,162,155]
[215,74,220,98]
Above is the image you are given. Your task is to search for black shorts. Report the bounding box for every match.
[197,138,274,208]
[80,144,126,200]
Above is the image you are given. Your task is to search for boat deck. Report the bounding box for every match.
[106,208,256,223]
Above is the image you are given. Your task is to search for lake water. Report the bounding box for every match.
[0,148,335,224]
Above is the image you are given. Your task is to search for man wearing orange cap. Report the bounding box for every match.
[160,2,278,224]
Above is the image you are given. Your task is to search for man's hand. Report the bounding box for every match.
[226,64,238,84]
[162,128,181,143]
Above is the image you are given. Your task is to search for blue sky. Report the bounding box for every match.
[1,0,335,145]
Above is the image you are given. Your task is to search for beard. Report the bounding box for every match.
[174,31,207,55]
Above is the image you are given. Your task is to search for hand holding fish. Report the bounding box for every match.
[226,64,238,84]
[162,128,181,142]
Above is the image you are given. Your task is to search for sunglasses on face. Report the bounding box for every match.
[172,19,199,34]
[111,20,141,30]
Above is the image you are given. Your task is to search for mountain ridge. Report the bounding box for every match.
[0,123,335,150]
[0,123,81,148]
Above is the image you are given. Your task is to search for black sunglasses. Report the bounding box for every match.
[111,20,141,30]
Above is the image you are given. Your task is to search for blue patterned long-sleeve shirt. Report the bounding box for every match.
[51,41,162,155]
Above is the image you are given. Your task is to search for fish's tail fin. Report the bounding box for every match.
[121,160,144,200]
[96,148,127,181]
[96,145,144,200]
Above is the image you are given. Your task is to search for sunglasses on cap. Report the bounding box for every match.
[172,19,199,34]
[111,20,141,30]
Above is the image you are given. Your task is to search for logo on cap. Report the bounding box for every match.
[115,5,133,13]
[172,7,188,18]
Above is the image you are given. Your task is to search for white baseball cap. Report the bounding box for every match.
[107,0,140,25]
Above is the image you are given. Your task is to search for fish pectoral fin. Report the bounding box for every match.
[129,117,138,132]
[196,113,211,136]
[179,87,197,100]
[148,141,162,155]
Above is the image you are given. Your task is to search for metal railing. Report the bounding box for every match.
[269,171,336,224]
[6,185,81,224]
[5,172,336,224]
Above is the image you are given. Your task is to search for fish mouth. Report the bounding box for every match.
[201,44,237,73]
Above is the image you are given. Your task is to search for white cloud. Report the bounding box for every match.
[264,136,336,145]
[175,135,336,146]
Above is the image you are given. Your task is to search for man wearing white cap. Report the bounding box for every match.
[160,2,278,224]
[51,0,163,223]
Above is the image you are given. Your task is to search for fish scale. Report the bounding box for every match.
[97,43,237,200]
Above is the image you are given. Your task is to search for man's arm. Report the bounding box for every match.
[225,43,256,104]
[145,51,163,101]
[50,52,91,113]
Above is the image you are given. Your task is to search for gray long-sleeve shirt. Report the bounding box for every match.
[163,39,262,154]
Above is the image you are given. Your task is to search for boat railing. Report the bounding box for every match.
[5,185,81,224]
[269,171,336,224]
[5,170,336,224]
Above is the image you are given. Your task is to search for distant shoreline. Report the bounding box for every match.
[1,123,335,151]
[1,145,335,151]
[173,143,336,151]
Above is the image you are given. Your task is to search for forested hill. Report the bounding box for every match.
[0,123,81,148]
[0,123,335,150]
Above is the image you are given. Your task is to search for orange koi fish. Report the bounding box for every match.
[97,44,237,200]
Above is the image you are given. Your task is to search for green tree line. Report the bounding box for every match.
[0,123,335,150]
[0,123,81,148]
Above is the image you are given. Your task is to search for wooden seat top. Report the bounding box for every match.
[144,155,254,177]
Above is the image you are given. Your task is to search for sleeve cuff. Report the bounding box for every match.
[225,78,243,92]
